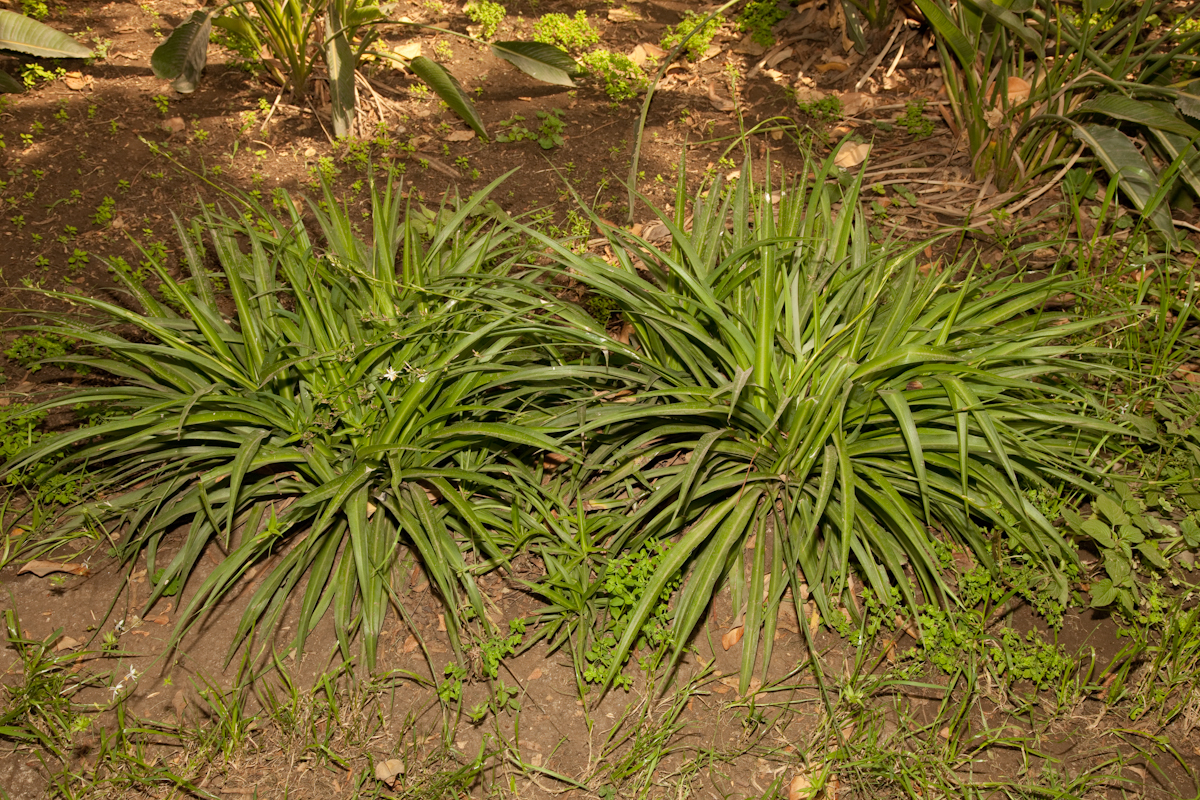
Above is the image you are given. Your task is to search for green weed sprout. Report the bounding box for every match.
[661,10,724,60]
[532,11,600,52]
[465,0,505,39]
[578,49,649,101]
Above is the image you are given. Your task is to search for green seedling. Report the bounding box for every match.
[465,0,506,39]
[661,10,724,60]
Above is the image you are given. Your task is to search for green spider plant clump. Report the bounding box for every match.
[526,151,1140,693]
[2,174,572,670]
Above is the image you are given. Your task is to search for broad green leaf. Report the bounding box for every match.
[490,40,579,87]
[408,56,487,140]
[0,68,21,93]
[325,0,355,138]
[1071,123,1178,245]
[1080,518,1116,549]
[1075,95,1200,139]
[0,9,92,58]
[150,10,213,93]
[1136,541,1170,570]
[1089,578,1117,608]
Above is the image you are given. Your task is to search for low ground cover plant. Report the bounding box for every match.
[0,151,1162,701]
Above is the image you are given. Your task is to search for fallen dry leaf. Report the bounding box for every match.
[443,129,475,142]
[150,614,170,625]
[721,626,744,650]
[18,560,90,578]
[375,758,405,786]
[64,71,92,91]
[833,142,870,169]
[789,772,812,800]
[1174,364,1200,384]
[393,41,422,60]
[1003,75,1031,104]
[764,46,793,68]
[402,634,419,653]
[733,36,767,56]
[437,614,447,632]
[816,61,848,73]
[837,91,873,116]
[608,7,639,22]
[706,82,736,112]
[55,636,81,652]
[527,667,543,680]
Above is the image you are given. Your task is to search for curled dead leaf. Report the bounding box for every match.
[1003,76,1030,104]
[402,634,419,653]
[721,626,745,651]
[19,560,90,578]
[833,142,870,169]
[375,758,405,786]
[706,82,736,112]
[64,71,92,91]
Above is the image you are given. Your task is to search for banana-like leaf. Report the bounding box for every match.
[325,0,355,137]
[0,9,92,58]
[150,9,213,93]
[0,68,22,93]
[1072,122,1178,246]
[490,40,579,87]
[1076,94,1200,139]
[1149,128,1200,200]
[1178,82,1200,121]
[408,55,487,140]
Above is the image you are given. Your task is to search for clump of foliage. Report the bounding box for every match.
[661,10,724,60]
[584,541,680,690]
[532,10,600,52]
[737,0,786,46]
[898,98,934,138]
[1,174,573,670]
[523,150,1136,693]
[578,49,649,101]
[495,108,567,148]
[797,93,842,121]
[4,333,71,372]
[464,0,505,39]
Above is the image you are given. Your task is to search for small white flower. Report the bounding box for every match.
[126,666,139,682]
[110,682,125,699]
[383,367,400,382]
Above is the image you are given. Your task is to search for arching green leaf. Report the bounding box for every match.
[0,9,92,58]
[490,40,580,86]
[408,55,487,140]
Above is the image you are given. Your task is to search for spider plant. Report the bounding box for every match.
[526,150,1136,693]
[1,172,571,670]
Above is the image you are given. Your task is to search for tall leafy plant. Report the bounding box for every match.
[1,174,572,669]
[528,150,1135,693]
[151,0,579,138]
[914,0,1200,244]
